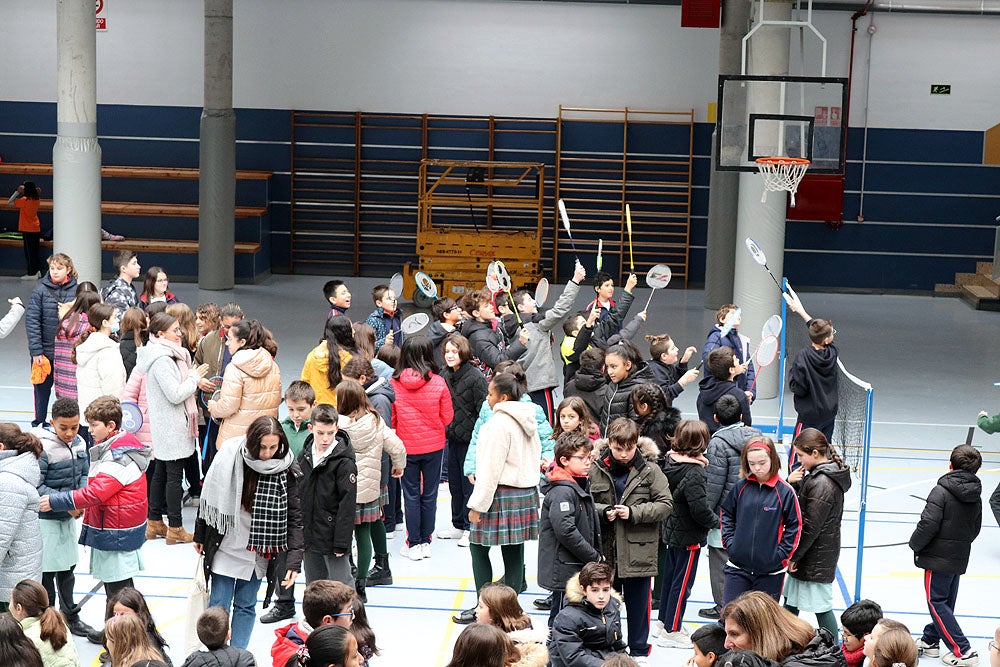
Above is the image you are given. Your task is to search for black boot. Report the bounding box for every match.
[368,554,393,586]
[355,578,367,603]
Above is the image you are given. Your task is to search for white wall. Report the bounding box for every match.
[1,1,998,130]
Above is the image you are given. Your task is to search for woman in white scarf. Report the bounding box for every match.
[139,312,209,545]
[194,416,304,649]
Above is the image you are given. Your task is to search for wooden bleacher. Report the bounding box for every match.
[34,200,267,218]
[0,237,260,255]
[0,162,272,181]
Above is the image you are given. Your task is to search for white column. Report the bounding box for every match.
[53,0,102,284]
[733,0,793,400]
[199,0,237,291]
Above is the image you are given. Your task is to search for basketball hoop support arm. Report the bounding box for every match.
[741,0,828,76]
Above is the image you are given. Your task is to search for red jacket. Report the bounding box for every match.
[272,622,309,667]
[391,369,453,455]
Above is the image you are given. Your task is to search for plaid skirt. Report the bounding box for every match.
[469,486,539,547]
[355,486,390,525]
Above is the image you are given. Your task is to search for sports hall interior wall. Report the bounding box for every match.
[1,1,998,291]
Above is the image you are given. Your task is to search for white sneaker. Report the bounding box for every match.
[400,543,423,561]
[386,529,395,539]
[651,620,666,639]
[420,542,432,559]
[20,272,39,281]
[632,657,650,667]
[457,531,470,548]
[436,527,465,539]
[917,639,941,658]
[656,630,693,648]
[942,651,979,667]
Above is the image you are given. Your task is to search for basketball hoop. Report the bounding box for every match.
[756,157,810,207]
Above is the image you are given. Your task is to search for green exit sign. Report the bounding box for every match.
[931,84,951,95]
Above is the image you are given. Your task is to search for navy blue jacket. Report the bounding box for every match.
[25,273,78,358]
[702,326,755,392]
[34,423,89,521]
[696,375,752,434]
[647,358,689,403]
[720,473,802,575]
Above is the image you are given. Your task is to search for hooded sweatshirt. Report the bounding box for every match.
[75,332,127,415]
[390,369,453,455]
[467,400,542,512]
[696,374,752,434]
[789,342,839,425]
[211,347,282,443]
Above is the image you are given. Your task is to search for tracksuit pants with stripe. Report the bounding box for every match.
[921,570,971,657]
[657,544,700,631]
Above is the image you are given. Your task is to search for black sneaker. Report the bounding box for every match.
[260,606,295,624]
[452,607,477,625]
[698,604,721,620]
[67,618,97,638]
[532,594,552,610]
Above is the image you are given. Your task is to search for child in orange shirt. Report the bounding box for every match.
[8,180,42,279]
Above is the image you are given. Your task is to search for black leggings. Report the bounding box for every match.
[43,567,80,621]
[149,459,185,527]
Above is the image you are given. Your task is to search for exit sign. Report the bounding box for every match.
[930,84,951,95]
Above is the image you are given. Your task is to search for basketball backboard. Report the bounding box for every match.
[715,75,848,174]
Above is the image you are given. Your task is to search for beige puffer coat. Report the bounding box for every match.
[338,411,406,504]
[209,347,282,444]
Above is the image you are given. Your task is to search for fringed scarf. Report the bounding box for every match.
[200,439,293,555]
[150,336,199,438]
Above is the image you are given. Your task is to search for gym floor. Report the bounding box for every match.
[0,273,997,666]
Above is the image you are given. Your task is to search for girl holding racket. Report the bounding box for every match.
[784,290,839,443]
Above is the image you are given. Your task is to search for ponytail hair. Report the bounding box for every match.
[0,425,42,459]
[73,303,116,364]
[791,427,844,469]
[490,370,525,402]
[11,580,68,651]
[285,624,354,667]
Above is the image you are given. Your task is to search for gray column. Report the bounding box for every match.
[53,0,102,285]
[732,0,793,400]
[199,0,236,290]
[704,0,751,309]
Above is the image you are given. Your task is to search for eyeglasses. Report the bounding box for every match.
[831,328,837,335]
[989,641,998,652]
[570,454,596,462]
[449,306,463,312]
[332,610,355,619]
[840,628,855,639]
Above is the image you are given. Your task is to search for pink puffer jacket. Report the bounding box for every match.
[390,369,453,456]
[121,368,153,450]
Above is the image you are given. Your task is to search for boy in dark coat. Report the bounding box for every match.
[538,432,602,626]
[564,348,607,424]
[910,444,983,667]
[296,404,358,588]
[784,290,839,442]
[459,289,528,374]
[549,562,627,667]
[181,606,255,667]
[654,419,716,649]
[700,395,761,620]
[696,347,752,434]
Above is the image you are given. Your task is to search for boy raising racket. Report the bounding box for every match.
[784,289,839,447]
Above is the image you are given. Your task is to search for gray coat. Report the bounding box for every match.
[135,340,200,461]
[0,450,43,599]
[518,280,582,392]
[705,424,762,514]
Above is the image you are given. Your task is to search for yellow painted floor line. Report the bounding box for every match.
[436,577,472,667]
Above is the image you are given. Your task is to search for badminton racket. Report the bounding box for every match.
[719,307,741,338]
[389,272,404,298]
[744,237,786,293]
[489,261,520,325]
[534,277,550,308]
[643,264,672,311]
[597,239,603,272]
[402,312,430,335]
[625,204,635,272]
[414,271,438,299]
[558,199,580,262]
[200,375,225,424]
[120,401,144,434]
[747,315,783,395]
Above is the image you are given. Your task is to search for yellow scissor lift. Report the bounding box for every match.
[403,159,545,307]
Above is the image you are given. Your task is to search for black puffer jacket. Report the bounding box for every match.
[909,469,982,574]
[781,629,847,667]
[705,424,762,514]
[548,573,627,667]
[537,469,602,592]
[25,273,78,358]
[599,362,654,432]
[296,431,358,554]
[789,461,851,582]
[789,341,839,425]
[462,318,526,372]
[180,646,255,667]
[661,454,717,548]
[564,367,606,425]
[442,361,488,444]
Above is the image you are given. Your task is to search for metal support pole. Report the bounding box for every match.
[53,0,102,284]
[199,0,236,290]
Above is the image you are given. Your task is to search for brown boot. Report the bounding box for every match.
[146,520,167,540]
[165,526,194,545]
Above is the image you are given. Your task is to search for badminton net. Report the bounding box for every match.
[831,359,873,473]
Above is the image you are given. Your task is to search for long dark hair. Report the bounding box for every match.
[11,580,68,651]
[242,416,290,512]
[20,181,40,200]
[103,586,169,652]
[0,614,42,667]
[120,307,149,348]
[141,266,167,303]
[230,319,279,357]
[58,290,101,339]
[322,315,356,390]
[393,335,438,381]
[285,624,354,667]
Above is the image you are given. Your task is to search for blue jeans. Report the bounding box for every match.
[209,572,261,649]
[401,449,444,546]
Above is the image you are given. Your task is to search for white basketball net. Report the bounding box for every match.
[756,157,810,207]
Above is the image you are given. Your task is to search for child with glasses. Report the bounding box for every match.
[538,431,603,626]
[839,599,883,667]
[271,580,357,667]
